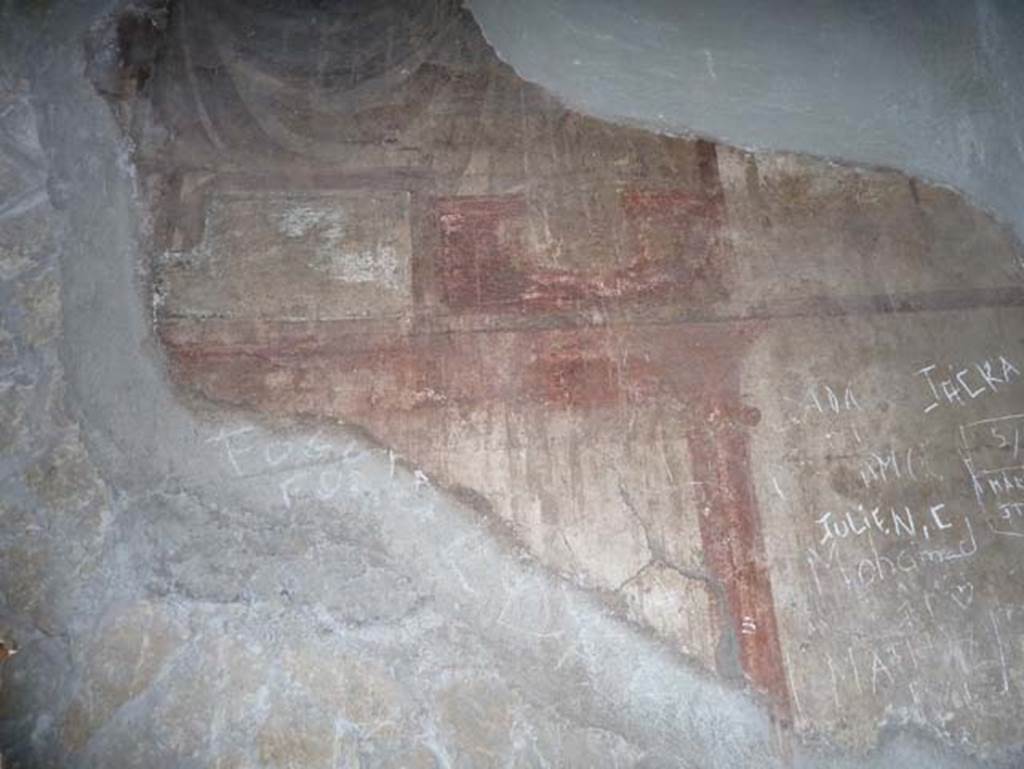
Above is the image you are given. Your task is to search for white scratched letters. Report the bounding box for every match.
[917,356,1020,414]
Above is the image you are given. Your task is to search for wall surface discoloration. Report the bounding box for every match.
[145,0,1024,751]
[1,0,1024,767]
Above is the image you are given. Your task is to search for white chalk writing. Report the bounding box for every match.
[815,502,953,546]
[917,356,1020,414]
[807,513,978,596]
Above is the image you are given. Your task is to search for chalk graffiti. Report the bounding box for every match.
[917,356,1020,414]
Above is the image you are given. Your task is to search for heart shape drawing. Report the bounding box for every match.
[950,582,974,609]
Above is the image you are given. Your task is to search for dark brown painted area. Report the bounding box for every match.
[436,183,726,312]
[438,195,528,309]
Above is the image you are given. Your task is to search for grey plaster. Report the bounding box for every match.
[468,0,1024,241]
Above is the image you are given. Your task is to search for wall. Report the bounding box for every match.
[0,1,1022,767]
[469,0,1024,242]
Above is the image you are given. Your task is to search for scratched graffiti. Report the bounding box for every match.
[749,331,1024,749]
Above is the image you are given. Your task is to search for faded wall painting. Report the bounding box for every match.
[116,0,1024,752]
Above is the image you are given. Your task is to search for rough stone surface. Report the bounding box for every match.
[0,1,1022,768]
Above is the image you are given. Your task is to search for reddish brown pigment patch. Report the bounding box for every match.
[436,184,727,312]
[622,188,722,288]
[685,339,793,722]
[524,336,627,410]
[437,195,528,309]
[162,321,665,417]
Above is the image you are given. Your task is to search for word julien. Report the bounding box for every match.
[816,502,954,545]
